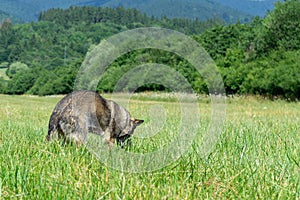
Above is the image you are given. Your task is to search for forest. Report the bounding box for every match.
[0,0,299,100]
[0,0,258,23]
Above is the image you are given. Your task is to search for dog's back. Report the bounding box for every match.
[47,90,110,143]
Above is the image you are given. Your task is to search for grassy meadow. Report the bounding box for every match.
[0,93,299,199]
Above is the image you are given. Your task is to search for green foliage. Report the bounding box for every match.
[102,0,252,23]
[0,20,14,62]
[6,67,39,94]
[215,48,300,100]
[0,61,9,68]
[257,0,300,54]
[0,0,255,23]
[234,50,300,100]
[38,6,222,35]
[194,22,258,60]
[194,0,300,99]
[0,6,221,69]
[218,48,246,94]
[29,64,78,96]
[6,21,89,68]
[5,64,78,95]
[95,49,207,93]
[0,77,8,93]
[6,61,29,78]
[0,1,299,99]
[0,5,219,95]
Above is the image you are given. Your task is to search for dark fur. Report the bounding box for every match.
[47,90,143,146]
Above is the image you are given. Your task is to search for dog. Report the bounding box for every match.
[46,90,144,146]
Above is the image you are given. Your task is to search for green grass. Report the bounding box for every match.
[0,94,299,199]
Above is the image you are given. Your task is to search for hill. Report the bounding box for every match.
[80,0,253,23]
[0,9,23,24]
[0,0,299,99]
[0,0,256,23]
[0,0,38,22]
[214,0,281,17]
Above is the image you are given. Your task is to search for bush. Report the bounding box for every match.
[6,61,29,78]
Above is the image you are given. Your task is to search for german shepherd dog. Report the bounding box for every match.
[46,90,144,146]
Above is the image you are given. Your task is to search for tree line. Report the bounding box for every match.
[0,0,299,100]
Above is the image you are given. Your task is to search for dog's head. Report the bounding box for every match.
[116,118,144,146]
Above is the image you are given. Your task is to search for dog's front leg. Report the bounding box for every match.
[104,130,115,147]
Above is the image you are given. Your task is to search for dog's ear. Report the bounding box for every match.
[132,118,144,126]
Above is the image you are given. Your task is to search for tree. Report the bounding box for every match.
[257,0,300,54]
[6,61,28,78]
[6,67,38,94]
[0,20,14,62]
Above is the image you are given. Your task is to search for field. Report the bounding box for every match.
[0,93,299,199]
